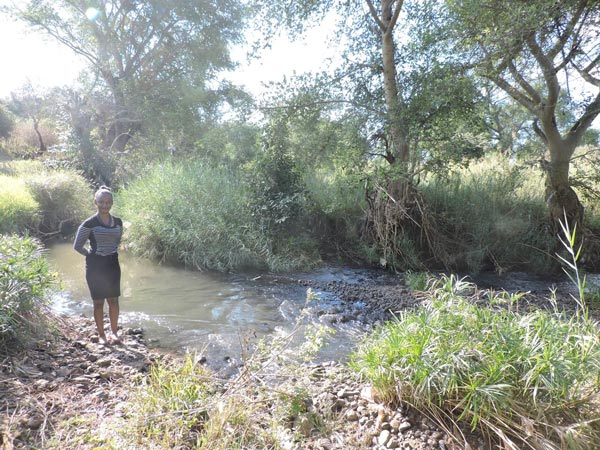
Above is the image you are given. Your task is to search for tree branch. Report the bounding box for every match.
[566,91,600,146]
[365,0,385,32]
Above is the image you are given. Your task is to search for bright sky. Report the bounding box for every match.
[0,7,339,100]
[0,19,86,97]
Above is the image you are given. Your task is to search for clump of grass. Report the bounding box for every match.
[126,354,216,449]
[404,271,432,292]
[0,176,40,233]
[421,157,555,273]
[24,170,92,235]
[0,234,56,350]
[111,298,337,450]
[350,274,600,449]
[118,161,320,272]
[0,162,92,237]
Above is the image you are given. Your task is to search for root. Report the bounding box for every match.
[363,178,451,271]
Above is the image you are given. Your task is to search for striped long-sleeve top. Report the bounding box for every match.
[73,214,123,256]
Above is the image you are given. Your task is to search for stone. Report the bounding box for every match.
[97,358,112,368]
[387,437,400,449]
[344,410,359,421]
[398,421,412,432]
[378,429,391,446]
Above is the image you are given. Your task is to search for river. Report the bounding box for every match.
[46,242,371,371]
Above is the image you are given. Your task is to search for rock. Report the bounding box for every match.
[26,417,44,429]
[378,429,391,446]
[387,437,400,449]
[97,358,112,368]
[344,410,359,421]
[398,421,412,432]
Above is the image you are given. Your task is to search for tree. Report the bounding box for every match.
[0,103,14,141]
[9,0,246,181]
[443,0,600,227]
[9,84,51,156]
[252,1,485,173]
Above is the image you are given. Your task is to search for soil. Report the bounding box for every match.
[0,271,589,450]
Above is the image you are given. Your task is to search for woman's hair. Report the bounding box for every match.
[94,185,113,200]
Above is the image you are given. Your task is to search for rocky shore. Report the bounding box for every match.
[1,269,586,449]
[0,314,162,449]
[1,313,476,449]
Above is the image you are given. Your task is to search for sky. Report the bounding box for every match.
[0,9,338,99]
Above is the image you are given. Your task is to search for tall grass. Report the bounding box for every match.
[350,274,600,449]
[0,235,56,349]
[0,175,39,233]
[117,161,320,272]
[421,157,555,273]
[0,161,92,236]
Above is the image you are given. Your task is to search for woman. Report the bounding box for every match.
[73,186,123,345]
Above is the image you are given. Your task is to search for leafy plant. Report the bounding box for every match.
[0,235,55,348]
[351,274,600,449]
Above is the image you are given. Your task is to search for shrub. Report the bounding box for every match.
[24,171,92,235]
[118,161,320,272]
[0,176,39,233]
[351,274,600,449]
[421,157,555,273]
[0,235,55,349]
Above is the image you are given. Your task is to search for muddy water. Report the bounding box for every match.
[46,242,369,370]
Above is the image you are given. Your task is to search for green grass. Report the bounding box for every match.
[350,274,600,449]
[421,157,556,273]
[0,234,56,349]
[0,176,39,233]
[117,160,321,272]
[0,161,92,236]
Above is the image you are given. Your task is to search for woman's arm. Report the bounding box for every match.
[73,224,91,255]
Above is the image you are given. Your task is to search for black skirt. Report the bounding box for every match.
[85,253,121,299]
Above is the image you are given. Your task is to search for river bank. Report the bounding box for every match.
[2,268,595,449]
[1,313,472,450]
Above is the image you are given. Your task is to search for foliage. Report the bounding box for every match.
[0,176,39,234]
[421,156,555,273]
[24,170,92,235]
[127,354,216,449]
[0,161,92,237]
[0,103,15,140]
[118,160,320,272]
[351,274,600,449]
[114,296,336,450]
[0,235,55,349]
[9,0,247,183]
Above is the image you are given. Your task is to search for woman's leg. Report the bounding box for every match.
[93,298,108,344]
[107,297,120,341]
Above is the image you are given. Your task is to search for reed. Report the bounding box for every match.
[0,234,55,350]
[117,161,321,272]
[351,274,600,449]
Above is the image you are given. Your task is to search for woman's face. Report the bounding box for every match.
[95,192,113,214]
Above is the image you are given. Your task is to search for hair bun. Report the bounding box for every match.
[99,185,112,191]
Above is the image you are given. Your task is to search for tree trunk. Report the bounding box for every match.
[544,140,583,231]
[380,2,409,164]
[32,118,46,156]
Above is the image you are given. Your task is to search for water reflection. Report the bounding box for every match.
[47,242,302,358]
[47,242,370,370]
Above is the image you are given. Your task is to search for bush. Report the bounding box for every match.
[351,274,600,449]
[303,169,366,257]
[24,171,92,234]
[0,176,40,233]
[118,161,320,272]
[421,157,555,273]
[0,161,92,237]
[0,235,55,349]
